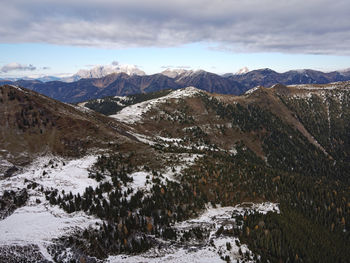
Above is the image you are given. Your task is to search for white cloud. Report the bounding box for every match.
[0,0,349,55]
[161,65,191,69]
[1,62,36,73]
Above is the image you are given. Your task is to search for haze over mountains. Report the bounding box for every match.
[1,67,350,103]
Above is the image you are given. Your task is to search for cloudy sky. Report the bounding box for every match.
[1,0,350,77]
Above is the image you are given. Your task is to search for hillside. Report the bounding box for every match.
[0,83,350,262]
[0,84,149,170]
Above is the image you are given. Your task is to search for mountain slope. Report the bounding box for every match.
[0,84,133,167]
[174,70,246,95]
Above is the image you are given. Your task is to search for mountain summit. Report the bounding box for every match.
[68,63,145,82]
[235,66,249,75]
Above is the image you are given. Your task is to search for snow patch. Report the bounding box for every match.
[71,104,94,114]
[162,154,202,182]
[229,147,238,155]
[245,86,260,95]
[179,202,279,227]
[8,85,28,93]
[129,131,156,145]
[157,136,183,143]
[129,171,151,191]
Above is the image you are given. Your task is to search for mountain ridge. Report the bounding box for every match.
[2,67,350,103]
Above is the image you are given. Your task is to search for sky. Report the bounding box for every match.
[1,0,350,78]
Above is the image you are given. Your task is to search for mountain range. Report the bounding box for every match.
[1,67,350,103]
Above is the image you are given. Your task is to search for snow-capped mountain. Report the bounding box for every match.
[235,66,250,75]
[338,68,350,76]
[160,68,189,78]
[72,64,145,80]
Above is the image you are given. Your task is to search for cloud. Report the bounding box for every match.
[0,0,350,55]
[161,65,191,69]
[1,62,36,73]
[42,66,50,70]
[111,61,119,66]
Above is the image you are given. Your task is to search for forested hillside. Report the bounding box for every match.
[1,83,349,262]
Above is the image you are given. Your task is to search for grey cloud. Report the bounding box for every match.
[0,0,350,55]
[1,62,36,73]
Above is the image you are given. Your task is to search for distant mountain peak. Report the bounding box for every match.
[235,67,249,75]
[161,68,189,78]
[161,69,209,80]
[338,68,350,76]
[74,64,145,80]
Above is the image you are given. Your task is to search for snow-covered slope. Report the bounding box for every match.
[0,155,99,196]
[110,86,202,124]
[0,205,99,247]
[0,155,102,260]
